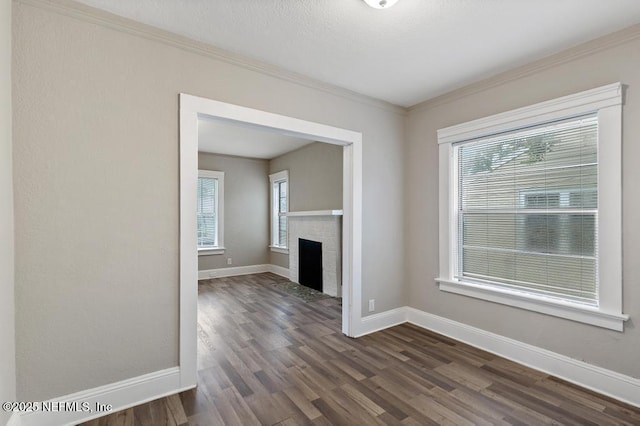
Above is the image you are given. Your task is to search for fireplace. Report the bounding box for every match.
[298,239,322,291]
[287,210,342,297]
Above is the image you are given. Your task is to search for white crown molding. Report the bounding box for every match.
[409,23,640,113]
[16,0,406,116]
[19,367,189,426]
[18,1,638,117]
[17,0,640,116]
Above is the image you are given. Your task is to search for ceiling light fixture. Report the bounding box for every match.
[363,0,399,9]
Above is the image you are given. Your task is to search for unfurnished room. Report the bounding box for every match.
[2,1,640,425]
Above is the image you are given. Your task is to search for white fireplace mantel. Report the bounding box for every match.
[286,210,343,217]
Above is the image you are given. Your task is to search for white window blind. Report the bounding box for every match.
[269,170,289,249]
[456,115,598,305]
[276,180,288,246]
[197,176,218,248]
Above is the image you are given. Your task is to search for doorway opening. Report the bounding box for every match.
[178,94,363,388]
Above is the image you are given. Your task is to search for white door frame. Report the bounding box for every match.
[179,94,363,388]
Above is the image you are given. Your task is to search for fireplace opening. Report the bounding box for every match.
[299,238,323,292]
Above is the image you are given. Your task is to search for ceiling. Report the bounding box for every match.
[198,117,313,159]
[75,0,640,107]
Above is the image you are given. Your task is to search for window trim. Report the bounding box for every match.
[436,82,628,331]
[269,170,289,252]
[197,169,225,256]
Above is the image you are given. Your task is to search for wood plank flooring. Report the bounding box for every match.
[82,273,640,425]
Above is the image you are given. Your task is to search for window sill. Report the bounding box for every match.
[436,278,628,332]
[198,247,225,256]
[269,246,289,254]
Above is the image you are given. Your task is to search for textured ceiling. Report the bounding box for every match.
[198,118,313,159]
[76,0,640,107]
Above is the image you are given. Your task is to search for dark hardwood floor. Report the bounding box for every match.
[83,273,640,425]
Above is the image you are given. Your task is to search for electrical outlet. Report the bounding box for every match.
[368,299,375,312]
[227,258,233,265]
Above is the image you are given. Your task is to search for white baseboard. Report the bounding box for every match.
[13,304,638,425]
[405,307,640,408]
[198,264,268,279]
[355,307,406,338]
[351,305,640,408]
[267,264,290,279]
[7,412,21,426]
[20,367,190,426]
[198,264,290,280]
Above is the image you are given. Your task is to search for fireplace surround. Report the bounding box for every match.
[287,210,342,297]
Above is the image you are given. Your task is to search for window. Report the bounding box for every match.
[437,83,627,331]
[520,188,596,256]
[269,170,288,252]
[197,170,224,255]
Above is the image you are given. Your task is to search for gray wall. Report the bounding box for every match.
[406,31,640,378]
[269,142,343,268]
[1,0,15,423]
[13,1,405,400]
[198,153,269,271]
[270,142,343,211]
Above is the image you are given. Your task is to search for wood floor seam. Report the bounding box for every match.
[82,273,640,426]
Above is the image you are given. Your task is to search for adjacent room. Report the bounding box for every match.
[3,0,640,425]
[196,116,345,298]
